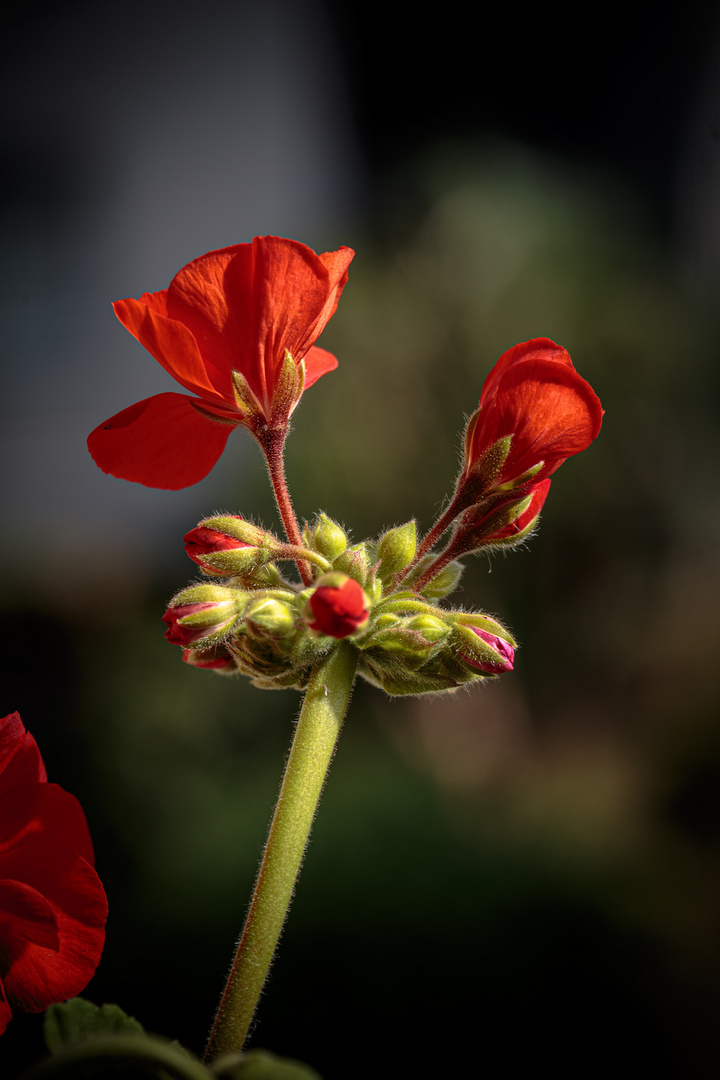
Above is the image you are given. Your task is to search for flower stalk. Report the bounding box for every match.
[203,641,359,1063]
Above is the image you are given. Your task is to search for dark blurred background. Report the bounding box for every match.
[2,0,720,1076]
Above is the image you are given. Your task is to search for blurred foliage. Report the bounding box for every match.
[3,142,720,1076]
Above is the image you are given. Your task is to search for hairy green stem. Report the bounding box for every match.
[203,641,359,1063]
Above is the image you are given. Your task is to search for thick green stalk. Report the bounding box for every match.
[203,641,359,1063]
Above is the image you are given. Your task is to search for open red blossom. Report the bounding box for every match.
[465,338,603,489]
[306,575,369,639]
[88,236,354,490]
[0,713,107,1034]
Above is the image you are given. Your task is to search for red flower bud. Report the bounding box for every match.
[305,574,370,639]
[464,338,603,491]
[462,478,552,549]
[461,628,515,673]
[0,712,107,1034]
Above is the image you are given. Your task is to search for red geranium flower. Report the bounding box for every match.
[464,338,603,489]
[0,712,107,1034]
[88,236,354,490]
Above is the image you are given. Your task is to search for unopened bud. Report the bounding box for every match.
[244,597,296,639]
[184,515,279,576]
[453,479,551,554]
[163,584,244,647]
[377,521,417,580]
[333,542,371,586]
[454,625,515,674]
[182,644,237,673]
[304,573,370,639]
[311,514,348,562]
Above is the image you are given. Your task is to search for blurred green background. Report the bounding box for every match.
[2,2,720,1077]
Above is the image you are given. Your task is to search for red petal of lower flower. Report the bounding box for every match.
[303,346,339,389]
[0,982,12,1036]
[87,393,237,490]
[0,714,46,789]
[0,879,59,950]
[0,846,106,1014]
[0,785,95,866]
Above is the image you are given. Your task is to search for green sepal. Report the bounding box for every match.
[44,998,144,1053]
[463,492,534,547]
[493,460,544,492]
[270,350,305,422]
[464,431,513,491]
[232,370,265,424]
[376,521,417,580]
[243,597,297,639]
[452,624,511,667]
[211,1048,323,1079]
[358,657,476,696]
[406,556,464,599]
[453,612,517,646]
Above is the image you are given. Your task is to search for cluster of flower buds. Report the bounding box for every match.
[165,511,517,696]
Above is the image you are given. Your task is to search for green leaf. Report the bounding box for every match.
[26,1033,212,1080]
[211,1049,323,1080]
[44,997,144,1053]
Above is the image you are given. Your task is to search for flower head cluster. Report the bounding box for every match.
[0,712,107,1034]
[88,236,602,698]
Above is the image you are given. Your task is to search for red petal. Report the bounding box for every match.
[303,345,339,389]
[471,359,603,482]
[0,982,12,1036]
[0,785,94,867]
[167,237,352,412]
[0,714,46,789]
[481,338,575,404]
[87,393,237,490]
[0,847,106,1014]
[113,296,229,401]
[0,879,59,950]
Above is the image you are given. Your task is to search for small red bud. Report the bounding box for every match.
[306,574,370,639]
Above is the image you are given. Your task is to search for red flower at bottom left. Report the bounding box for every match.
[0,712,107,1034]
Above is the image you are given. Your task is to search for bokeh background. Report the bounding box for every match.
[2,1,720,1075]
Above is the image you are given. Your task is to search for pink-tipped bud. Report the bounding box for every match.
[460,627,515,674]
[305,573,370,639]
